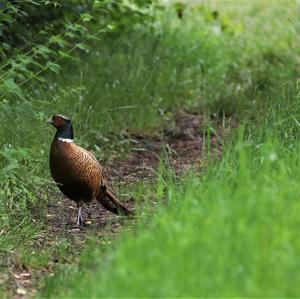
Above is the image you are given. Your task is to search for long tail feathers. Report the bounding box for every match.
[97,195,119,215]
[98,186,133,216]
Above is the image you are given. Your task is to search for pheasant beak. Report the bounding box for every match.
[47,118,54,124]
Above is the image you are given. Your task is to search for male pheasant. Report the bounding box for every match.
[48,114,132,226]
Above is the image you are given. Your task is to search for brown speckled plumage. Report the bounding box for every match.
[50,140,102,202]
[48,114,132,226]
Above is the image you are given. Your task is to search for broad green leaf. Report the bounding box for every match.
[75,43,89,51]
[80,13,93,22]
[1,78,23,97]
[46,61,61,74]
[50,35,67,47]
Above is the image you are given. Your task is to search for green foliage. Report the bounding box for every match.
[0,0,153,101]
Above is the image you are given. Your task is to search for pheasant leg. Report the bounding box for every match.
[76,205,84,226]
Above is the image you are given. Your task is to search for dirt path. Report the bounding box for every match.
[7,112,227,298]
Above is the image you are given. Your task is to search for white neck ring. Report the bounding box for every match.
[58,137,74,143]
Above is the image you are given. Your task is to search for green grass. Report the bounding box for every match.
[41,83,300,297]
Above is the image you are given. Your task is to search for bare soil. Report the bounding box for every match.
[7,111,227,298]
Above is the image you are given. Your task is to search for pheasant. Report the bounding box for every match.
[48,114,132,226]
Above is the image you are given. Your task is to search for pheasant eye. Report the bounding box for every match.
[52,117,63,127]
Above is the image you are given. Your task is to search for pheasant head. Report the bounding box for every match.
[48,114,74,142]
